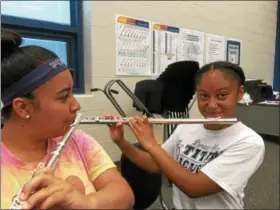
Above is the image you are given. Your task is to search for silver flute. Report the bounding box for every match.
[9,113,83,210]
[80,116,238,125]
[9,115,237,209]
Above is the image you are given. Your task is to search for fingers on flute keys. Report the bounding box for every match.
[20,169,81,209]
[129,115,149,129]
[20,169,60,202]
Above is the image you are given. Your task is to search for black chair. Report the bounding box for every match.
[1,116,4,129]
[120,142,162,209]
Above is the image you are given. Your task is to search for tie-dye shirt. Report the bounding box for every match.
[1,129,116,209]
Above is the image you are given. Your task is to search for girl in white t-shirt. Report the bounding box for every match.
[107,61,265,209]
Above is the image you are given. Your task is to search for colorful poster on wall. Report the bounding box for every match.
[178,28,205,68]
[226,38,241,65]
[152,22,180,76]
[205,33,226,64]
[115,14,152,76]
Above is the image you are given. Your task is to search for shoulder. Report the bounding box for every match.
[235,122,264,147]
[224,122,265,160]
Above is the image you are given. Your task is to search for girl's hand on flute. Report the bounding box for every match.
[103,115,125,144]
[129,115,158,149]
[19,167,91,209]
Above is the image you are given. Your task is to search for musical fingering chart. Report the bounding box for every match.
[116,15,152,76]
[152,23,180,76]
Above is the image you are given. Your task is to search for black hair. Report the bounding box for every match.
[1,29,59,119]
[194,61,245,88]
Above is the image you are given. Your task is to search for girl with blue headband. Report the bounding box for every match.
[1,29,134,210]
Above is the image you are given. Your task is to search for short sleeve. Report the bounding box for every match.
[73,130,116,182]
[200,138,265,197]
[162,125,182,156]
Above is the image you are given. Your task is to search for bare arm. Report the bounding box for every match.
[105,115,160,174]
[86,168,135,209]
[128,117,223,199]
[116,139,161,174]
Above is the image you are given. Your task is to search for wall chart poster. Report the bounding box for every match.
[205,33,226,64]
[152,22,180,75]
[179,28,205,68]
[115,14,152,76]
[226,39,241,65]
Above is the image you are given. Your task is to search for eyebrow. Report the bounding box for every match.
[198,87,229,92]
[56,87,72,95]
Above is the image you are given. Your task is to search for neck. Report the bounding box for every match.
[204,124,233,130]
[1,118,48,162]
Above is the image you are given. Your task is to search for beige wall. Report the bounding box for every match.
[76,1,278,161]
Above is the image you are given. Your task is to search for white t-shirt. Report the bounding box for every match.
[162,121,265,209]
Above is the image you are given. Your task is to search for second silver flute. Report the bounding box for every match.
[80,117,238,125]
[9,113,83,210]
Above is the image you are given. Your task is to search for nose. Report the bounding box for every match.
[207,97,218,110]
[70,96,81,113]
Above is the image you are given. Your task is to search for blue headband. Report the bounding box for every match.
[1,58,68,106]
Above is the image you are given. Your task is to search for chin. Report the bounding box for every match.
[204,115,223,119]
[61,126,71,135]
[204,124,225,130]
[45,123,73,139]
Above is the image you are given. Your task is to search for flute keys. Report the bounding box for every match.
[9,194,24,209]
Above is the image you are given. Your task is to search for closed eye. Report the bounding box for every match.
[59,93,70,102]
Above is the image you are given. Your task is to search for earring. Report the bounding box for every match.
[26,115,30,119]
